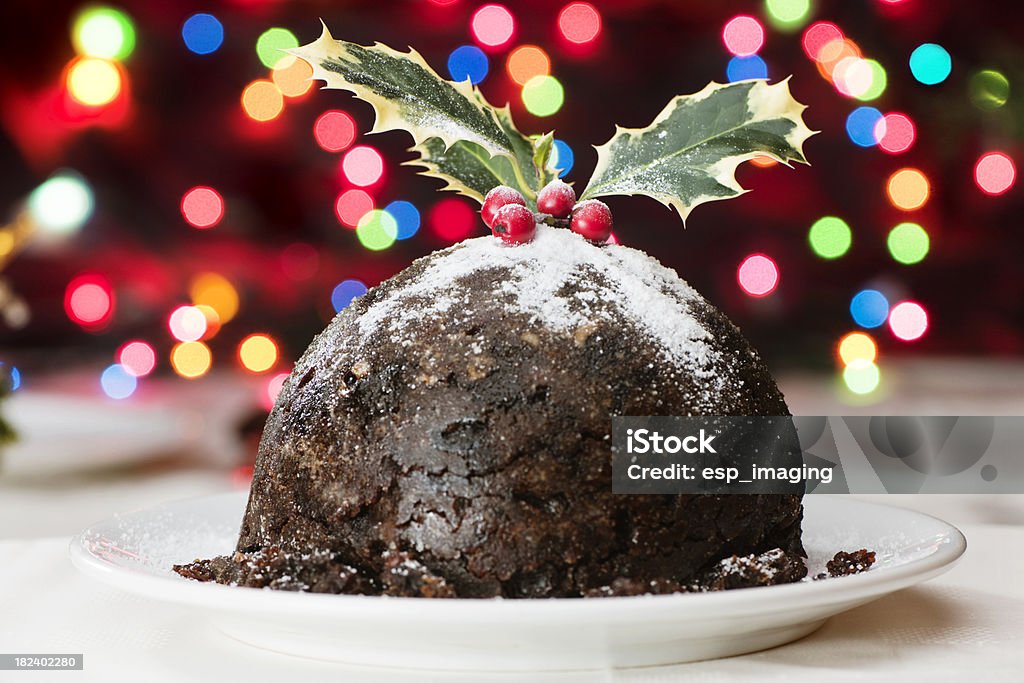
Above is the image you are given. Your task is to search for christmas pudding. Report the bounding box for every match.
[174,28,815,597]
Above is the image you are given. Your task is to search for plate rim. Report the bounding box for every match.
[69,492,966,622]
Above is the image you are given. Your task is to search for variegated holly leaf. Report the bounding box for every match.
[292,25,554,204]
[580,79,815,221]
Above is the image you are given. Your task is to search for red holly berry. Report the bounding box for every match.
[536,180,577,218]
[491,204,536,244]
[570,200,613,243]
[481,186,526,228]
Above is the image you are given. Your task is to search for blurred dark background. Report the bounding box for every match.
[0,0,1022,404]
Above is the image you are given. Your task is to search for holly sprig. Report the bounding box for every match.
[293,26,813,221]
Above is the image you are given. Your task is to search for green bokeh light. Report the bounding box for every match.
[843,359,880,395]
[72,7,136,61]
[522,75,564,117]
[887,222,929,264]
[969,70,1010,110]
[808,216,852,259]
[256,27,299,69]
[854,60,887,101]
[764,0,812,31]
[356,209,398,251]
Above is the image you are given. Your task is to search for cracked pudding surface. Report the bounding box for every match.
[175,226,805,597]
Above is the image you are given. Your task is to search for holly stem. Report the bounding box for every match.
[535,214,570,229]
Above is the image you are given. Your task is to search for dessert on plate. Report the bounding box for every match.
[175,27,816,597]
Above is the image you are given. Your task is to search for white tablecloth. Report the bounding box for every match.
[1,523,1022,682]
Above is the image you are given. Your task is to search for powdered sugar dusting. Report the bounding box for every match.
[356,225,717,374]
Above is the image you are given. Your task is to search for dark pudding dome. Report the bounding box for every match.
[175,225,805,597]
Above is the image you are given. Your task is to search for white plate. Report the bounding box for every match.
[1,392,188,476]
[70,492,965,672]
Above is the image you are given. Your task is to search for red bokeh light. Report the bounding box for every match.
[558,3,602,45]
[64,274,114,328]
[430,198,478,242]
[180,186,224,228]
[313,110,356,152]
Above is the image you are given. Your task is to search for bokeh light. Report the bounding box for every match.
[182,13,224,55]
[889,301,929,341]
[272,58,314,98]
[855,60,887,101]
[507,45,551,86]
[430,198,477,242]
[168,305,208,342]
[521,75,564,117]
[969,69,1010,110]
[558,2,602,44]
[356,209,398,251]
[180,186,224,228]
[808,216,852,259]
[471,5,515,48]
[385,200,421,240]
[550,139,574,178]
[65,275,114,328]
[265,372,289,410]
[886,168,930,211]
[67,57,122,107]
[887,222,930,264]
[722,16,765,57]
[727,55,768,82]
[802,22,842,61]
[28,172,94,236]
[196,305,221,340]
[256,27,298,69]
[72,7,136,61]
[874,112,916,154]
[239,334,279,373]
[314,110,356,152]
[843,359,881,395]
[765,0,812,31]
[171,341,212,379]
[909,43,951,85]
[838,332,878,365]
[331,279,369,312]
[833,57,875,98]
[974,152,1016,195]
[850,289,889,329]
[335,189,375,228]
[100,364,137,399]
[118,341,156,377]
[448,45,489,85]
[2,364,21,392]
[241,80,284,122]
[737,253,779,297]
[342,146,385,187]
[189,272,239,324]
[845,106,882,147]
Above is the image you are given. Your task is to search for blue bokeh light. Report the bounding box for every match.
[1,362,20,391]
[101,364,137,400]
[182,13,224,55]
[909,43,951,85]
[447,45,489,85]
[331,279,369,313]
[385,200,421,240]
[726,55,768,82]
[845,106,883,148]
[550,139,574,178]
[850,289,890,329]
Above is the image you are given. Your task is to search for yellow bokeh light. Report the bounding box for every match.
[838,332,877,365]
[67,57,121,107]
[239,334,278,373]
[171,341,212,379]
[272,58,313,98]
[241,80,284,122]
[507,45,551,86]
[886,168,930,211]
[189,272,239,324]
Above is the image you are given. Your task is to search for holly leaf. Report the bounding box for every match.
[292,25,551,203]
[580,79,815,221]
